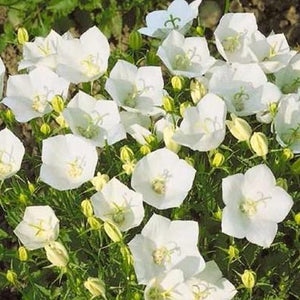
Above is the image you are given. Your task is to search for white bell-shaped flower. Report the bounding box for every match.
[128,213,205,284]
[173,93,226,151]
[131,148,196,209]
[2,67,69,122]
[91,177,144,231]
[221,164,293,247]
[157,30,215,78]
[40,134,98,191]
[63,91,126,147]
[105,60,164,116]
[0,128,25,181]
[14,205,59,250]
[139,0,202,39]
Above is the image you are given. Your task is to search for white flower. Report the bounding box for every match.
[63,91,126,147]
[0,128,25,181]
[173,93,226,151]
[186,261,237,300]
[251,32,296,74]
[18,30,63,71]
[91,177,144,231]
[0,57,5,99]
[221,164,293,247]
[2,67,69,122]
[256,82,282,124]
[14,205,59,250]
[128,213,205,284]
[157,30,215,78]
[144,269,193,300]
[214,13,258,63]
[120,111,152,144]
[40,134,98,191]
[274,93,300,153]
[56,26,110,83]
[209,63,266,116]
[131,148,196,209]
[139,0,202,39]
[105,60,164,115]
[275,52,300,94]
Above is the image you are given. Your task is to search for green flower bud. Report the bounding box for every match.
[88,216,101,230]
[276,178,288,191]
[190,79,206,104]
[6,270,18,286]
[129,31,143,50]
[103,221,122,243]
[227,245,239,262]
[179,101,191,117]
[291,158,300,174]
[140,144,152,155]
[282,148,294,161]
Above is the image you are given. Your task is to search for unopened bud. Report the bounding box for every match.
[84,277,106,299]
[241,270,256,289]
[282,148,294,161]
[55,114,68,128]
[87,216,101,230]
[45,241,69,267]
[6,270,17,285]
[17,27,29,45]
[276,178,288,191]
[18,246,28,261]
[171,76,183,92]
[140,144,151,155]
[51,95,64,113]
[227,245,239,262]
[120,145,134,163]
[40,123,51,136]
[211,152,225,168]
[250,132,268,157]
[226,114,252,141]
[163,95,174,112]
[179,101,191,117]
[294,213,300,225]
[190,79,206,104]
[81,199,93,218]
[129,31,143,51]
[103,221,122,243]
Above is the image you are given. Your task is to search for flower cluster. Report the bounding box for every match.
[0,0,298,298]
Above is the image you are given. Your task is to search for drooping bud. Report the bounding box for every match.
[226,114,252,141]
[250,132,268,157]
[44,241,69,267]
[211,152,225,168]
[40,123,51,136]
[103,221,122,243]
[84,277,106,299]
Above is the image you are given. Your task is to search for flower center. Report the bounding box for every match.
[67,158,83,178]
[194,118,215,134]
[147,285,172,300]
[111,204,126,225]
[164,14,181,29]
[81,54,101,78]
[232,87,249,112]
[29,220,47,237]
[222,34,241,53]
[151,176,166,195]
[37,41,51,56]
[192,283,214,300]
[239,198,258,216]
[152,246,172,266]
[32,94,48,113]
